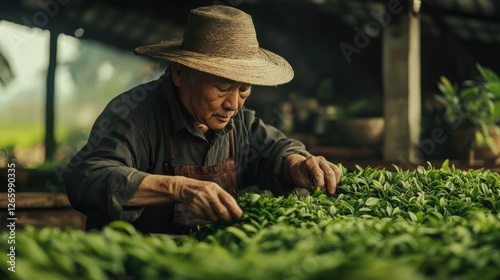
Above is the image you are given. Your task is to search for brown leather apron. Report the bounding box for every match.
[163,105,238,234]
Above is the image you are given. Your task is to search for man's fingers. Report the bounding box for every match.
[202,189,241,223]
[178,179,243,224]
[302,156,342,194]
[292,156,326,191]
[305,156,325,189]
[331,163,342,185]
[316,160,335,194]
[195,196,220,222]
[218,192,244,221]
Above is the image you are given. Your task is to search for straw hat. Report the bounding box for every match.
[134,5,294,86]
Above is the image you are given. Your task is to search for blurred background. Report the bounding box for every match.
[0,0,499,203]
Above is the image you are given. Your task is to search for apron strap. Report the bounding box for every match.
[229,129,236,161]
[162,84,175,174]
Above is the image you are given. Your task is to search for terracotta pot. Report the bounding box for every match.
[337,117,385,147]
[448,126,500,164]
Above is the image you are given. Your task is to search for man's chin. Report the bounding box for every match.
[208,120,231,131]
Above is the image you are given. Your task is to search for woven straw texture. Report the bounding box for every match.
[135,5,294,86]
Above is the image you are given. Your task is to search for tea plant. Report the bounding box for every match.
[1,161,499,280]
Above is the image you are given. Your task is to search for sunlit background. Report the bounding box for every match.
[0,21,163,168]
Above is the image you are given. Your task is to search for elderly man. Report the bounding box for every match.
[64,5,341,234]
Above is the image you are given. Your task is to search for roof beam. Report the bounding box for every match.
[424,2,500,24]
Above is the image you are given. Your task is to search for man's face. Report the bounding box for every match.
[172,66,252,131]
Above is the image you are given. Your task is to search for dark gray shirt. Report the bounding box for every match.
[63,71,311,229]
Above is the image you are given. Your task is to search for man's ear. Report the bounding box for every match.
[171,63,183,87]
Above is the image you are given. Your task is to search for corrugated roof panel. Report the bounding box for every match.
[453,26,473,40]
[92,7,120,32]
[475,0,496,15]
[81,4,102,25]
[456,0,479,12]
[111,11,140,37]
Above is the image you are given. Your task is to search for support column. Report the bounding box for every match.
[45,31,58,161]
[383,0,421,163]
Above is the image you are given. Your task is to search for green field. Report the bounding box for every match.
[0,122,44,147]
[0,122,80,148]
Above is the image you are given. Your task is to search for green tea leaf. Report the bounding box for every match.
[365,197,380,206]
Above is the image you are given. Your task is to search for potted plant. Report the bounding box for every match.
[337,98,385,147]
[313,77,384,149]
[435,63,500,165]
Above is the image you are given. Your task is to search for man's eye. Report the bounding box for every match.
[239,87,251,98]
[216,87,230,97]
[217,87,231,92]
[215,88,229,98]
[239,91,250,98]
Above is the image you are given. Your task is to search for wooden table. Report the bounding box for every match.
[0,192,85,230]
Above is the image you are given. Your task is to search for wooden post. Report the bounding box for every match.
[382,0,421,163]
[45,31,58,161]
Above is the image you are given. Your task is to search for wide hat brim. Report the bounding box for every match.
[135,39,294,86]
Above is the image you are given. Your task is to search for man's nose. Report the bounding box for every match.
[223,90,239,111]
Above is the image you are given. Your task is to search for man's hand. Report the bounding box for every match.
[283,154,342,194]
[174,176,243,223]
[127,175,243,224]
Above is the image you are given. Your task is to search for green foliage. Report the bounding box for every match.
[0,122,44,148]
[2,163,500,279]
[435,64,500,152]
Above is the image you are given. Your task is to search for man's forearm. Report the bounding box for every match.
[126,174,179,206]
[126,174,244,223]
